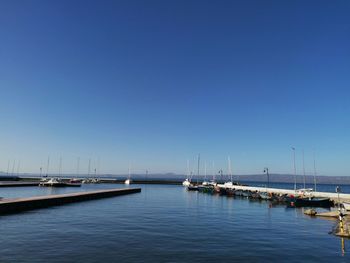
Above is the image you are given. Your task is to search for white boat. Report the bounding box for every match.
[125,179,131,185]
[182,178,191,186]
[91,178,100,183]
[125,164,132,185]
[39,178,66,187]
[183,159,193,187]
[224,156,234,187]
[82,178,91,184]
[296,188,314,197]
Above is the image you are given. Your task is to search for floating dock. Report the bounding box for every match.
[0,187,141,214]
[217,184,350,202]
[0,182,39,187]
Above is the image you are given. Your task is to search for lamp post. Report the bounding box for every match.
[263,168,269,188]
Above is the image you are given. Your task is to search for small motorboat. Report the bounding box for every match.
[296,188,314,197]
[235,190,243,196]
[242,190,252,198]
[187,185,199,191]
[197,185,206,192]
[202,185,215,194]
[125,179,131,185]
[259,192,272,200]
[66,178,82,187]
[69,178,82,184]
[226,188,235,196]
[250,191,261,200]
[182,179,191,186]
[39,178,66,187]
[292,197,334,208]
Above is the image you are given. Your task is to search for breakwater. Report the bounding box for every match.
[217,184,350,202]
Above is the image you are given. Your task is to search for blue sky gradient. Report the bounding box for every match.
[0,0,349,176]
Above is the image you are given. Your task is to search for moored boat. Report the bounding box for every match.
[292,197,334,208]
[226,188,235,196]
[187,185,199,191]
[259,192,272,200]
[69,178,82,184]
[182,178,191,187]
[39,178,66,187]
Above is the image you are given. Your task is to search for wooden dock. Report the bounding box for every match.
[217,184,350,202]
[0,187,141,214]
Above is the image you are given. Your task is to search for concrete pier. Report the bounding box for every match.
[217,184,350,202]
[0,182,39,187]
[0,187,141,214]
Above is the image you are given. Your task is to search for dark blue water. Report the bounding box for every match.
[0,184,349,262]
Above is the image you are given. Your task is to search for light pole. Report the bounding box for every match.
[263,168,269,188]
[292,147,296,191]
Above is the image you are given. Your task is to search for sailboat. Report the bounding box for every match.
[125,164,132,185]
[224,156,234,187]
[69,157,82,185]
[187,154,200,191]
[182,159,192,186]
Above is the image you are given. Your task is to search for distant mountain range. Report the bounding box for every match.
[1,171,349,185]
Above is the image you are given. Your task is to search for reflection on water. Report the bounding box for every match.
[341,237,346,256]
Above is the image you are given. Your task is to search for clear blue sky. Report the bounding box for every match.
[0,0,349,176]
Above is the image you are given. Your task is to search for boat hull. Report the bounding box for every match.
[293,197,334,208]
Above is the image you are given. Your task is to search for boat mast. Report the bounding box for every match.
[58,157,62,177]
[76,157,80,177]
[11,159,16,176]
[292,147,296,191]
[97,157,100,180]
[186,159,190,181]
[302,149,306,189]
[212,161,215,182]
[128,162,131,180]
[204,162,207,182]
[228,156,232,182]
[197,154,200,184]
[313,151,317,191]
[16,160,20,177]
[6,160,10,176]
[46,156,50,177]
[87,158,91,178]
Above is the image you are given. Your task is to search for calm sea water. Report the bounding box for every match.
[0,183,349,262]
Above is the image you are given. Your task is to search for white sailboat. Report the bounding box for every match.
[182,159,192,186]
[202,162,209,186]
[224,156,234,187]
[125,163,132,185]
[209,161,217,186]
